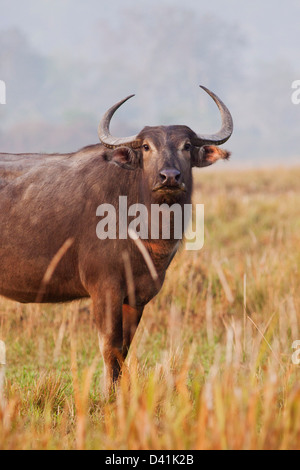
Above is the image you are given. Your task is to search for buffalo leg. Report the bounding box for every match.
[122,304,144,357]
[91,287,124,395]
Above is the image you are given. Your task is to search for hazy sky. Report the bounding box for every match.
[0,0,299,66]
[0,0,299,164]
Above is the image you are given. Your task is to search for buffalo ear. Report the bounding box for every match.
[192,145,231,167]
[107,146,140,170]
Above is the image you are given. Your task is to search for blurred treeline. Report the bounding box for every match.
[0,5,298,164]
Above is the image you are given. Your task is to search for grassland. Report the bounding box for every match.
[0,167,300,450]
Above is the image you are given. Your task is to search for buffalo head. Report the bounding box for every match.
[98,86,233,204]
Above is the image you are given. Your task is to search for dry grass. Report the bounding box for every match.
[0,166,300,450]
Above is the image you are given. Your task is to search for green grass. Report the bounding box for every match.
[0,167,300,449]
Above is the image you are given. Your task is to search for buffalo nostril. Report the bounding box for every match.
[159,171,167,183]
[159,168,181,185]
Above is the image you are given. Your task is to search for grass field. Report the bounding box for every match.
[0,167,300,450]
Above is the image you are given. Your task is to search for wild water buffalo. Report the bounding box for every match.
[0,86,233,393]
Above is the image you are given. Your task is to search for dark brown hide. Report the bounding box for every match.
[0,94,232,393]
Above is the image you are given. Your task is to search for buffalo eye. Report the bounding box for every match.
[142,144,150,152]
[183,142,191,151]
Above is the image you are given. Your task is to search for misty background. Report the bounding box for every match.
[0,0,299,166]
